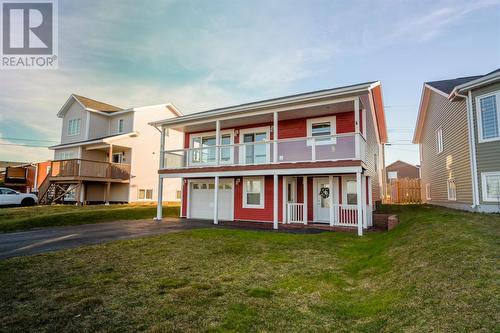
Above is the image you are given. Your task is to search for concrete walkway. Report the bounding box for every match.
[0,218,213,260]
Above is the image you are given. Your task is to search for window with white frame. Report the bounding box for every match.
[481,172,500,202]
[68,118,81,136]
[388,171,398,180]
[241,128,269,164]
[435,127,443,154]
[476,92,500,142]
[176,190,182,199]
[447,179,457,201]
[118,119,125,133]
[138,188,153,200]
[112,152,124,164]
[343,178,357,205]
[307,116,336,145]
[243,177,264,208]
[191,132,233,164]
[426,183,431,200]
[58,151,74,160]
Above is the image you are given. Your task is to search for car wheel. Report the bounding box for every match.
[21,198,35,206]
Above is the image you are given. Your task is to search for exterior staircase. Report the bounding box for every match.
[38,177,80,205]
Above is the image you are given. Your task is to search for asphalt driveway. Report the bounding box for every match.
[0,218,213,259]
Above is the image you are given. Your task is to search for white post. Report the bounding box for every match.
[273,112,278,163]
[329,175,334,226]
[214,176,219,225]
[303,176,308,224]
[368,176,373,227]
[311,139,316,161]
[356,172,363,236]
[155,175,163,221]
[273,174,278,229]
[215,120,220,166]
[354,97,360,159]
[362,174,367,229]
[282,175,287,224]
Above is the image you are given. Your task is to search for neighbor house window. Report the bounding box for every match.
[118,119,125,133]
[447,179,457,201]
[481,172,500,202]
[59,151,74,160]
[243,177,264,208]
[426,184,431,200]
[112,152,124,163]
[307,116,336,145]
[176,190,182,199]
[68,118,81,136]
[476,92,500,142]
[138,188,153,200]
[435,127,443,154]
[344,179,357,205]
[388,171,398,180]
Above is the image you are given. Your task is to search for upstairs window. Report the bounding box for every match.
[435,127,443,154]
[118,119,125,133]
[447,179,457,201]
[307,116,336,145]
[477,92,500,142]
[68,118,81,136]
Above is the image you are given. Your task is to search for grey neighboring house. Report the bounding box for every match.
[414,68,500,213]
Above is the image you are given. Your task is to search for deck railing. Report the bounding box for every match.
[50,159,131,180]
[162,133,366,169]
[286,203,305,224]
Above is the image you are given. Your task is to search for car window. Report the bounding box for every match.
[3,189,17,194]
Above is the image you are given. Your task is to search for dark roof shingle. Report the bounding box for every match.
[426,76,481,95]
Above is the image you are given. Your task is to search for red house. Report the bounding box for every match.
[152,82,388,235]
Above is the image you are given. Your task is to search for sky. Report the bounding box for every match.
[1,0,499,165]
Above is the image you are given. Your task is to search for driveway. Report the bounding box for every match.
[0,218,214,260]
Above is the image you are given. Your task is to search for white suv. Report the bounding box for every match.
[0,187,38,206]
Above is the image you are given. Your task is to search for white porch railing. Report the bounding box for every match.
[286,203,305,224]
[331,204,358,226]
[161,133,366,169]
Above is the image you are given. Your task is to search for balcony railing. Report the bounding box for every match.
[50,159,131,180]
[161,132,366,169]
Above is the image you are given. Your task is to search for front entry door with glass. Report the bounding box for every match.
[313,177,338,223]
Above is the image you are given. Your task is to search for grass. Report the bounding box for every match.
[0,205,499,332]
[0,204,180,232]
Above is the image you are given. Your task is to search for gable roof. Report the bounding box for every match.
[426,76,481,95]
[385,160,419,170]
[72,95,123,113]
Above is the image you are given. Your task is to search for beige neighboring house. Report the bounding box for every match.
[414,69,500,213]
[39,94,183,204]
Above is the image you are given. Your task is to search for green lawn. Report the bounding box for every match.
[0,205,180,232]
[0,205,498,332]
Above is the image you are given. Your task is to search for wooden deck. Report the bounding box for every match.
[50,159,131,182]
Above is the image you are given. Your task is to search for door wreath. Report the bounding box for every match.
[319,187,330,199]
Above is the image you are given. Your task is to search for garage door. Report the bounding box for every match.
[189,179,233,221]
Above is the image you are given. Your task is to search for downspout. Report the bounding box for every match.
[456,91,479,209]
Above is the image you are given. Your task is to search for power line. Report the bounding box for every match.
[0,143,50,148]
[0,136,58,143]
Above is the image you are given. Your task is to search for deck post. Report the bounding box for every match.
[361,174,367,229]
[356,172,363,236]
[105,181,111,205]
[273,174,278,229]
[273,112,278,163]
[329,175,334,226]
[215,120,220,166]
[303,176,308,224]
[75,181,82,206]
[155,175,164,221]
[367,176,373,227]
[282,175,287,224]
[214,176,219,225]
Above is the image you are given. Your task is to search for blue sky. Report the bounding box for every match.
[1,0,499,164]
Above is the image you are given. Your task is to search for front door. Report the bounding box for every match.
[313,177,339,223]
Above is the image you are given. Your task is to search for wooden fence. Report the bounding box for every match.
[385,178,421,204]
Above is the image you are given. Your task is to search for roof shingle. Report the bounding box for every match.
[73,95,123,113]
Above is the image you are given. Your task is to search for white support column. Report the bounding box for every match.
[155,175,163,221]
[159,127,166,169]
[273,112,279,163]
[356,172,363,236]
[214,176,219,225]
[354,97,360,159]
[303,176,308,224]
[282,175,287,224]
[273,174,278,229]
[368,176,373,227]
[311,139,316,161]
[361,174,367,229]
[215,120,220,166]
[329,175,334,226]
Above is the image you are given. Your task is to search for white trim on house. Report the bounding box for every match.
[466,91,480,207]
[481,171,500,202]
[242,176,265,209]
[447,178,457,201]
[426,183,431,201]
[48,132,138,150]
[475,91,500,143]
[435,127,443,154]
[306,116,337,146]
[67,118,81,136]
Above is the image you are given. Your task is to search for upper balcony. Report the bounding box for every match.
[162,132,366,169]
[49,159,131,182]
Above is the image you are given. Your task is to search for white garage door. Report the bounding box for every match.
[189,179,233,221]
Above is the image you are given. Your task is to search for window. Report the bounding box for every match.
[112,153,124,164]
[447,179,457,201]
[242,131,268,164]
[0,188,17,195]
[388,171,398,180]
[476,92,500,142]
[138,189,153,200]
[426,184,431,200]
[58,151,74,160]
[243,177,264,208]
[118,119,125,133]
[64,189,76,201]
[68,118,81,136]
[435,127,443,154]
[176,190,182,199]
[343,179,357,205]
[481,172,500,202]
[190,131,233,164]
[307,116,336,145]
